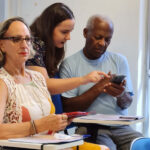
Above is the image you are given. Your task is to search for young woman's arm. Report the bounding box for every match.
[27,66,108,95]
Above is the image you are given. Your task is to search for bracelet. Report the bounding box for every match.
[30,120,37,135]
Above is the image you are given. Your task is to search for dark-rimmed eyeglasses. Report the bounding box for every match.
[0,36,33,45]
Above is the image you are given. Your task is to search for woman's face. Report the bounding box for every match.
[53,19,75,48]
[0,21,32,64]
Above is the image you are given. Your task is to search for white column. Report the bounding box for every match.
[136,0,149,136]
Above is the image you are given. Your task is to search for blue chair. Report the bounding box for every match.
[51,74,75,134]
[51,73,64,114]
[51,94,63,114]
[130,137,150,150]
[51,93,75,134]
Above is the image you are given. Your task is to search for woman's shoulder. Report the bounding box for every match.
[26,68,46,85]
[26,69,44,79]
[0,67,11,79]
[0,67,6,74]
[25,69,48,94]
[0,68,16,94]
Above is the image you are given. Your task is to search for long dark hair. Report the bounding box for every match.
[30,3,74,77]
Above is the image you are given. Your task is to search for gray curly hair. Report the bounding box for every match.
[0,17,35,67]
[86,14,114,32]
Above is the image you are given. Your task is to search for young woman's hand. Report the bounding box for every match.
[82,71,110,84]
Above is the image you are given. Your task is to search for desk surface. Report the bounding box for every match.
[73,118,144,125]
[0,139,83,150]
[73,114,144,125]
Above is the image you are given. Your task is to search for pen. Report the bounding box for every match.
[83,134,91,139]
[119,116,138,120]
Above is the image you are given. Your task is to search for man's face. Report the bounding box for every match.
[83,20,113,60]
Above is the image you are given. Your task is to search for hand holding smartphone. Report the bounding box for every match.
[63,111,90,120]
[111,75,126,84]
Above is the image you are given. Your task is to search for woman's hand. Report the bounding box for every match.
[35,114,69,133]
[81,71,110,84]
[47,114,68,132]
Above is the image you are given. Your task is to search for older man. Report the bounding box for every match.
[59,15,143,150]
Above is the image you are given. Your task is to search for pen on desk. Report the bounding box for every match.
[83,134,91,139]
[119,116,138,120]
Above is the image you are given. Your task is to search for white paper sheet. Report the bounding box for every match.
[78,114,143,121]
[9,133,83,144]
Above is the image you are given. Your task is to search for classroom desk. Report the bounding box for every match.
[72,114,144,143]
[73,114,144,125]
[73,117,144,125]
[0,139,83,150]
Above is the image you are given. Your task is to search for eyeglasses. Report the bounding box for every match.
[0,36,33,45]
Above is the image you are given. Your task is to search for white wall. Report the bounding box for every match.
[0,0,6,20]
[2,0,146,125]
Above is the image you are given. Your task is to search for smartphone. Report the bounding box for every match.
[111,75,126,84]
[64,111,90,119]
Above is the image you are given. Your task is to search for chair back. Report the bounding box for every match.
[130,137,150,150]
[51,74,63,114]
[51,94,63,114]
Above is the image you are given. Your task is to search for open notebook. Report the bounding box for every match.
[9,133,83,144]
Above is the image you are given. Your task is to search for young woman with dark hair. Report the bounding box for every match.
[26,3,107,95]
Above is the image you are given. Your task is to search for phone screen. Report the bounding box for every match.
[111,75,126,84]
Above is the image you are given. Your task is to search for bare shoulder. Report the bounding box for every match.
[0,79,8,92]
[0,79,8,123]
[0,78,8,107]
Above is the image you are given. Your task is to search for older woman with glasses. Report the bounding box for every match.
[0,17,68,141]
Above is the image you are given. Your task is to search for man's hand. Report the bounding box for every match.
[103,79,132,109]
[94,76,111,93]
[104,81,125,97]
